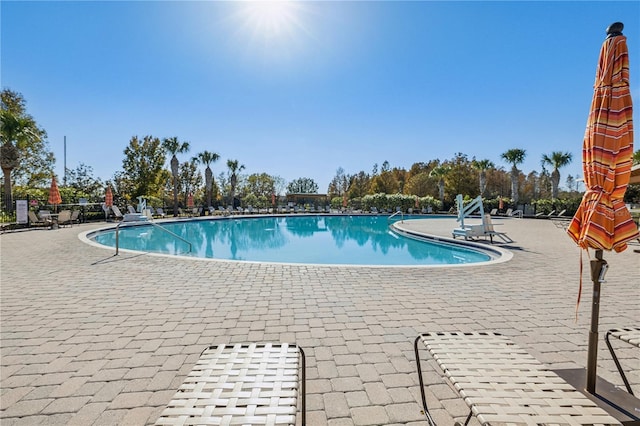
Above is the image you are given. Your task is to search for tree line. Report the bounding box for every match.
[2,89,639,216]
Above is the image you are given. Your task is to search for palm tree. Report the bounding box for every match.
[0,111,39,213]
[195,150,220,210]
[162,137,190,216]
[541,151,572,199]
[227,159,245,208]
[501,149,526,204]
[429,165,450,209]
[471,159,495,197]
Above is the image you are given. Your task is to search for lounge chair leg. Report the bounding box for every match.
[414,336,437,426]
[454,411,472,426]
[605,330,634,395]
[300,346,306,425]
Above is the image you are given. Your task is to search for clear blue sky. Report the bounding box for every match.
[2,1,639,193]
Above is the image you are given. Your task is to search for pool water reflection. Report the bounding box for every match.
[91,215,492,266]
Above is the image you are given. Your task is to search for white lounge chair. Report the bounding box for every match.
[110,205,124,220]
[70,210,80,225]
[483,214,513,243]
[156,343,306,425]
[414,332,620,426]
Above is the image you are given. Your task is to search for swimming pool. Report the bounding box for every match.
[89,215,496,266]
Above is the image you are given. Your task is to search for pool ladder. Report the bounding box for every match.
[115,221,193,256]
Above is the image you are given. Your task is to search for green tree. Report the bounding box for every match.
[287,177,318,194]
[1,89,52,212]
[227,159,245,207]
[566,174,576,193]
[501,148,527,204]
[404,172,433,197]
[541,151,573,199]
[471,158,495,197]
[370,161,399,194]
[194,150,220,209]
[179,159,202,207]
[444,153,477,199]
[347,171,371,199]
[272,175,286,196]
[328,167,349,198]
[429,165,450,208]
[122,135,167,200]
[162,137,190,216]
[65,163,103,198]
[245,173,275,199]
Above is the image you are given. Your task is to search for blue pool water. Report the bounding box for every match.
[91,215,493,266]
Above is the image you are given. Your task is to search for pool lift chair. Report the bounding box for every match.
[452,195,485,240]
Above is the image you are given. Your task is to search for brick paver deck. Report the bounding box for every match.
[1,216,638,425]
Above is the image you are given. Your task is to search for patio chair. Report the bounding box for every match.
[127,205,137,214]
[28,211,50,227]
[70,210,80,225]
[414,331,621,426]
[155,343,306,426]
[110,205,124,220]
[155,207,166,218]
[57,210,72,227]
[489,208,498,215]
[483,214,513,243]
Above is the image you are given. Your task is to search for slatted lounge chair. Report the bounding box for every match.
[57,210,72,227]
[28,211,50,227]
[127,205,137,214]
[156,343,306,426]
[489,208,498,215]
[110,205,124,220]
[70,210,80,224]
[414,331,621,426]
[483,214,513,243]
[605,326,640,396]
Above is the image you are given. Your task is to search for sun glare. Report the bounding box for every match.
[239,1,302,41]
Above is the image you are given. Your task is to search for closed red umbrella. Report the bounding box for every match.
[566,22,638,394]
[105,186,113,207]
[48,176,62,212]
[187,193,194,208]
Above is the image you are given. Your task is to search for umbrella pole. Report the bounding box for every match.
[587,248,608,394]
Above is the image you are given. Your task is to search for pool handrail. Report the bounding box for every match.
[388,211,404,223]
[115,221,193,256]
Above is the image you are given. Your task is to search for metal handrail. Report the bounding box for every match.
[387,211,404,223]
[115,220,192,255]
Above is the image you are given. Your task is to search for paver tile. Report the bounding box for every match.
[1,219,638,425]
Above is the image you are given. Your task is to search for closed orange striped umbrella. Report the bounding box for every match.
[187,193,194,208]
[105,186,113,207]
[567,24,638,251]
[566,22,638,395]
[48,175,62,209]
